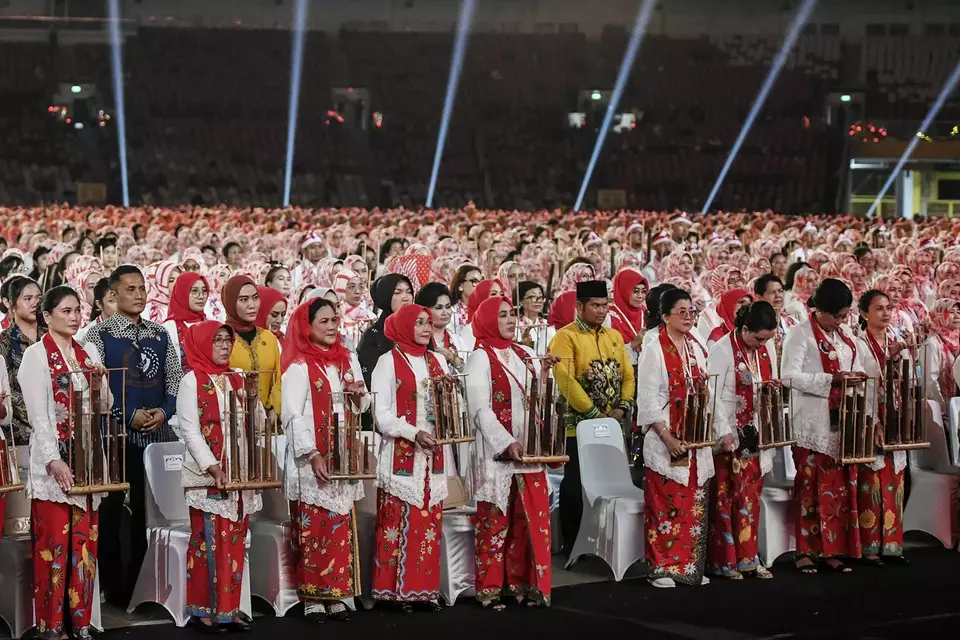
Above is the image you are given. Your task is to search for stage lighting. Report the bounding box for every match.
[840,94,852,103]
[71,85,81,94]
[74,122,84,130]
[591,91,602,101]
[282,0,309,208]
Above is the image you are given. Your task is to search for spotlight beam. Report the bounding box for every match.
[107,0,129,207]
[425,0,476,209]
[866,58,960,218]
[701,0,818,213]
[282,0,309,208]
[573,0,656,213]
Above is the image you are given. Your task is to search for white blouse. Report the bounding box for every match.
[781,319,864,460]
[634,332,714,487]
[856,335,907,474]
[177,371,263,522]
[19,340,110,510]
[706,335,778,476]
[465,346,541,515]
[281,354,368,515]
[921,335,952,412]
[371,349,449,509]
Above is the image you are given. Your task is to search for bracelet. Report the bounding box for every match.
[307,451,321,462]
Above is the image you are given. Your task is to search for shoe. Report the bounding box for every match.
[72,628,100,640]
[418,601,443,612]
[303,602,326,623]
[226,620,251,633]
[189,619,226,635]
[649,577,675,589]
[327,602,351,622]
[700,576,710,586]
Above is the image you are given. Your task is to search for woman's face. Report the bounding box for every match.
[762,280,785,313]
[212,328,233,365]
[430,294,453,329]
[497,302,516,340]
[64,253,80,271]
[521,286,545,317]
[167,267,182,291]
[414,311,432,346]
[488,281,503,298]
[351,260,369,282]
[862,294,891,330]
[235,284,260,322]
[390,280,413,313]
[267,268,292,297]
[80,239,94,256]
[726,270,745,290]
[14,284,41,323]
[742,328,775,349]
[460,270,482,301]
[478,230,493,252]
[859,251,876,272]
[99,290,118,319]
[298,285,316,304]
[44,294,81,337]
[330,261,344,282]
[188,279,209,313]
[771,254,787,277]
[664,299,694,335]
[949,304,960,331]
[182,259,201,273]
[678,254,694,278]
[343,276,364,307]
[849,267,866,291]
[735,295,751,316]
[629,283,646,309]
[83,273,100,305]
[886,280,903,305]
[506,265,523,289]
[310,304,340,347]
[815,307,850,332]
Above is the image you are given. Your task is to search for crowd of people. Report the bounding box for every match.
[0,203,958,636]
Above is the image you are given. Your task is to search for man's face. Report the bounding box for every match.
[577,297,609,328]
[114,273,146,316]
[304,243,325,263]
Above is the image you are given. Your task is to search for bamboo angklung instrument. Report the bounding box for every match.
[511,357,570,464]
[327,390,376,480]
[882,344,930,452]
[221,370,283,491]
[431,374,474,445]
[838,375,876,464]
[678,374,718,452]
[66,368,129,495]
[0,436,25,495]
[758,382,795,450]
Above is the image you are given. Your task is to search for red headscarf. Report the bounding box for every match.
[183,321,235,377]
[611,269,647,340]
[547,291,577,329]
[223,274,258,333]
[280,301,351,374]
[717,288,752,333]
[384,303,431,357]
[166,271,208,323]
[473,296,513,350]
[255,286,288,332]
[466,279,503,324]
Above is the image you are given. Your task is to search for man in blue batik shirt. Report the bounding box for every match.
[85,264,183,608]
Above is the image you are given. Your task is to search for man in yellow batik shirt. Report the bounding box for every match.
[550,280,634,556]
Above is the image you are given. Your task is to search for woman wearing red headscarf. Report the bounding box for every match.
[370,304,448,611]
[465,297,554,610]
[281,298,368,622]
[178,321,261,632]
[547,290,577,330]
[223,275,282,417]
[458,279,504,351]
[706,288,753,347]
[162,272,210,371]
[609,269,648,366]
[255,286,288,344]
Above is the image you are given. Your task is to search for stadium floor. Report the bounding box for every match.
[94,545,960,640]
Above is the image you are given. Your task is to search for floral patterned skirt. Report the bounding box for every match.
[185,507,249,623]
[708,453,763,576]
[371,484,443,602]
[792,447,862,560]
[644,458,708,585]
[856,457,904,557]
[289,501,361,601]
[475,472,552,605]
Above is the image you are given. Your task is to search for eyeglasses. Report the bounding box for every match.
[213,337,233,346]
[669,308,696,317]
[524,295,545,303]
[189,289,207,298]
[465,278,481,285]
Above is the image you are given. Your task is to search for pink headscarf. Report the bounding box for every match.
[144,260,180,323]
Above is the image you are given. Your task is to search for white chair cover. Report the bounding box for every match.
[129,442,252,626]
[566,418,644,581]
[758,446,797,566]
[947,397,960,466]
[903,400,960,549]
[439,507,477,606]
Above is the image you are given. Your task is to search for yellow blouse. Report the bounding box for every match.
[229,327,282,413]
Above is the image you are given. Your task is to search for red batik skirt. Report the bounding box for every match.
[289,500,360,602]
[644,457,708,585]
[371,479,443,602]
[792,447,862,559]
[475,472,552,605]
[185,507,249,623]
[856,456,904,557]
[31,499,99,640]
[708,452,763,576]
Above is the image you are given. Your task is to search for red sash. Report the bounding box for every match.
[730,331,773,428]
[658,326,702,437]
[305,360,352,456]
[808,314,857,411]
[482,345,535,436]
[175,320,191,373]
[708,324,728,344]
[42,333,94,442]
[866,330,891,422]
[194,370,242,494]
[609,305,642,342]
[391,349,445,476]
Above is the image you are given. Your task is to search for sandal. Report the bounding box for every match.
[795,557,817,574]
[399,603,415,615]
[861,555,884,566]
[821,558,852,573]
[327,602,351,622]
[418,601,443,613]
[227,618,251,633]
[482,599,506,612]
[753,566,774,580]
